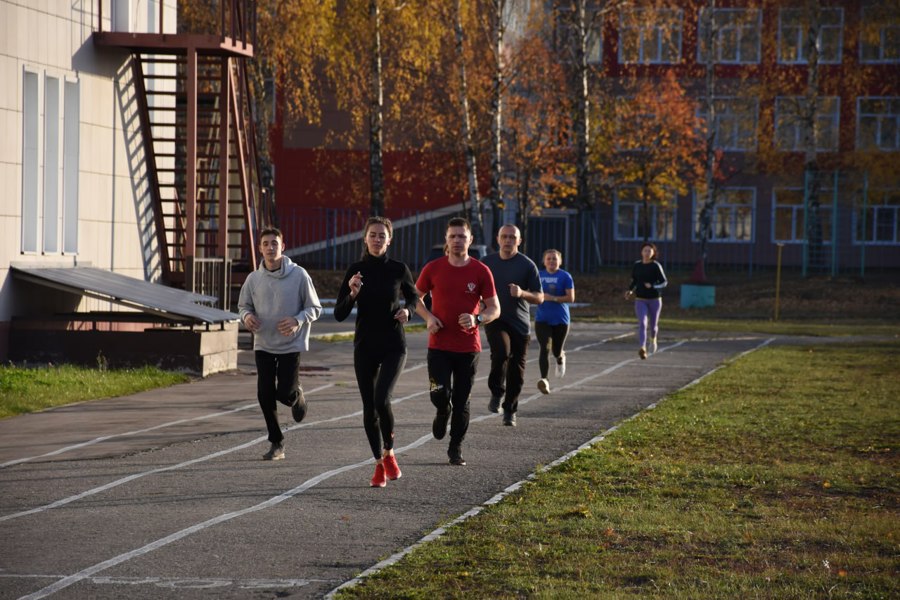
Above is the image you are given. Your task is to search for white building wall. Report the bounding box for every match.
[0,0,177,360]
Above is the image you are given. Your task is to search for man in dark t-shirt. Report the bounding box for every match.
[481,224,544,427]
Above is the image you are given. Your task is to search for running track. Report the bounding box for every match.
[0,323,773,599]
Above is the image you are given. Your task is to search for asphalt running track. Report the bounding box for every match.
[0,323,774,599]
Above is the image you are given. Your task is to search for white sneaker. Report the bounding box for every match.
[639,347,647,360]
[555,353,566,378]
[650,338,658,355]
[537,378,550,394]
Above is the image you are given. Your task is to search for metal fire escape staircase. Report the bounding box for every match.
[92,0,272,308]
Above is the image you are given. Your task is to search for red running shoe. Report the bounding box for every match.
[383,454,402,480]
[370,463,386,488]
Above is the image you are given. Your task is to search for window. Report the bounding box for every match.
[857,97,900,151]
[855,189,900,244]
[778,7,843,64]
[20,68,80,255]
[699,97,759,151]
[773,186,834,243]
[619,8,683,64]
[43,75,60,254]
[614,186,677,241]
[775,96,840,151]
[63,78,80,254]
[693,187,754,242]
[22,69,40,253]
[860,5,900,63]
[697,8,761,64]
[586,16,602,63]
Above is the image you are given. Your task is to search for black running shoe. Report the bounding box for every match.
[488,395,501,413]
[503,411,517,427]
[262,443,285,461]
[448,444,466,466]
[432,410,450,440]
[291,389,307,423]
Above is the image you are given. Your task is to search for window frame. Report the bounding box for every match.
[20,67,80,256]
[771,186,835,245]
[856,96,900,151]
[699,96,759,152]
[854,188,900,245]
[774,96,840,152]
[586,9,603,64]
[859,5,900,64]
[22,66,41,255]
[613,186,678,242]
[62,76,80,255]
[697,7,761,65]
[43,73,61,255]
[692,187,756,244]
[777,7,844,65]
[618,8,683,65]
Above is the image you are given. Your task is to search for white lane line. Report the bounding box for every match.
[0,333,656,522]
[2,327,625,470]
[0,334,718,523]
[12,332,642,598]
[2,357,435,471]
[326,337,774,598]
[0,384,334,469]
[0,387,423,523]
[472,341,686,424]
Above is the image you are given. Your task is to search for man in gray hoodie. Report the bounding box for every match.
[239,227,323,460]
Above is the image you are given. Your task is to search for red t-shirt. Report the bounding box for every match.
[416,256,497,353]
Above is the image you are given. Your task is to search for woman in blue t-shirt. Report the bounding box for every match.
[534,249,575,395]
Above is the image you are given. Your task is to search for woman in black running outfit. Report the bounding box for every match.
[334,216,419,487]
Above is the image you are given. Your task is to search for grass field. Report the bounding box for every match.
[335,342,899,599]
[0,364,189,419]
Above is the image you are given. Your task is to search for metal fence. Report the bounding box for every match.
[279,204,898,277]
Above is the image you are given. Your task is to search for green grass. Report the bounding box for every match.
[336,342,900,599]
[0,364,190,419]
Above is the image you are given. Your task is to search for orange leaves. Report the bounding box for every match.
[591,70,706,208]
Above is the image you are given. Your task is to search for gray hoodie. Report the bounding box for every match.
[238,256,322,353]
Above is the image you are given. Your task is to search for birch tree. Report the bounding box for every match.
[454,0,485,244]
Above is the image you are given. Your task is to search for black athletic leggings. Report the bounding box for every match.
[354,347,407,460]
[534,321,570,379]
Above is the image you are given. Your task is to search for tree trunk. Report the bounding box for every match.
[696,0,718,283]
[454,0,484,244]
[489,0,504,241]
[573,0,591,210]
[369,0,385,216]
[517,169,531,252]
[641,193,650,243]
[803,0,824,272]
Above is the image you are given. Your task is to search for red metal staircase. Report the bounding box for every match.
[92,0,272,307]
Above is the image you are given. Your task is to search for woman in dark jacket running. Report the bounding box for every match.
[625,242,668,360]
[334,216,419,487]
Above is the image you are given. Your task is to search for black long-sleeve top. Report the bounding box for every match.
[629,260,668,299]
[333,253,418,352]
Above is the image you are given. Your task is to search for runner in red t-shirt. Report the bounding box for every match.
[415,217,499,466]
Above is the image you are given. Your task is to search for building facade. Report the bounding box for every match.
[274,1,898,274]
[2,0,256,369]
[1,0,178,361]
